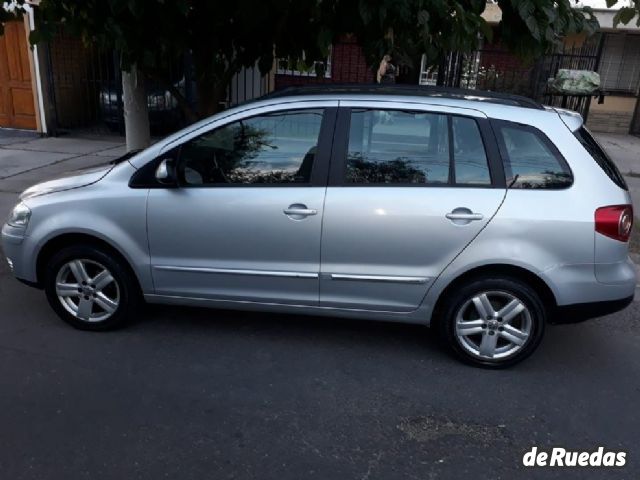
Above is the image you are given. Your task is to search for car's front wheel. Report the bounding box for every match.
[439,276,546,368]
[44,245,138,330]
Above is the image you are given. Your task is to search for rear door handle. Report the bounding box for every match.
[445,212,484,221]
[284,203,317,219]
[446,207,484,224]
[284,208,317,216]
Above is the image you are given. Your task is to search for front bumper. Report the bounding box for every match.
[1,222,33,283]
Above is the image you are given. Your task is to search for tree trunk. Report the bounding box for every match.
[191,46,238,118]
[196,75,227,117]
[122,66,151,152]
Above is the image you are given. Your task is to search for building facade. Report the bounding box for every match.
[3,3,638,136]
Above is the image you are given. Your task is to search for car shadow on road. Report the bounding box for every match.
[130,300,635,374]
[136,302,448,360]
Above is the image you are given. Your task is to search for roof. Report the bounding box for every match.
[265,84,545,110]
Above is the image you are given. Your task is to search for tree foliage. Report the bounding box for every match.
[1,0,639,119]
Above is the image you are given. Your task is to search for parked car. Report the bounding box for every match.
[99,79,186,134]
[2,85,636,367]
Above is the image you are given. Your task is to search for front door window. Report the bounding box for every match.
[178,109,325,185]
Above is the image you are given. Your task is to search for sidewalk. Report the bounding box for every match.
[0,131,126,196]
[593,133,640,176]
[593,133,640,237]
[0,130,126,222]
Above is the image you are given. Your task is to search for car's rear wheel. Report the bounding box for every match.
[439,276,546,368]
[44,245,138,330]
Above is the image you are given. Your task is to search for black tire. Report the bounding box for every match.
[44,244,139,331]
[437,276,546,368]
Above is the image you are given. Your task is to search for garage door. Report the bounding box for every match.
[0,20,37,130]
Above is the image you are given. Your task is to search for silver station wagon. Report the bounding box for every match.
[2,85,636,367]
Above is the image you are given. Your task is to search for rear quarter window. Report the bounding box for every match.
[574,127,628,191]
[493,121,573,189]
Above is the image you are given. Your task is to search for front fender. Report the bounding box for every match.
[20,177,152,292]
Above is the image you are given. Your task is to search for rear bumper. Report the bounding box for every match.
[544,259,637,305]
[551,294,634,324]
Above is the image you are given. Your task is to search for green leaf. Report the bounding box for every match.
[478,19,493,42]
[317,28,333,51]
[613,7,637,27]
[605,0,618,8]
[544,26,555,42]
[28,30,43,45]
[542,6,557,22]
[525,16,541,40]
[516,0,534,19]
[359,2,373,25]
[417,10,430,26]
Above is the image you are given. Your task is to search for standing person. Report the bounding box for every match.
[377,54,396,84]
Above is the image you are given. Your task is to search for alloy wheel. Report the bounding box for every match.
[454,290,532,361]
[55,259,120,322]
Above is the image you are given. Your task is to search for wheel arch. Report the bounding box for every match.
[432,263,558,322]
[36,233,143,295]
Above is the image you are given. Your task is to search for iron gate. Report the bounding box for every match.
[45,29,271,136]
[439,35,604,120]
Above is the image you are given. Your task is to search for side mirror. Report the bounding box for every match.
[155,158,177,185]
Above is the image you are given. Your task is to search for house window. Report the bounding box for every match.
[276,48,332,78]
[598,33,640,94]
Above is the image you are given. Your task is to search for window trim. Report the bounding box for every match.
[328,107,505,188]
[168,107,337,189]
[574,126,627,191]
[491,119,574,190]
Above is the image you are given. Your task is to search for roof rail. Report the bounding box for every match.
[265,84,545,110]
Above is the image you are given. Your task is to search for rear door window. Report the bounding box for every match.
[344,109,493,186]
[493,121,573,189]
[345,109,449,184]
[452,116,492,186]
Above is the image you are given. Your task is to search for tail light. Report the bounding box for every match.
[595,205,634,242]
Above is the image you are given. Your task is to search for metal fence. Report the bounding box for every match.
[44,29,271,136]
[439,36,604,120]
[45,27,609,135]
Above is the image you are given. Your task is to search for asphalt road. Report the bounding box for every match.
[1,155,640,479]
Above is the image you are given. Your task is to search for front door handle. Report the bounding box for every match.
[284,204,317,219]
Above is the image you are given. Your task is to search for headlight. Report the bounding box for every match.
[7,203,31,228]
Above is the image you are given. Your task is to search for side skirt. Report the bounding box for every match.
[144,293,432,325]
